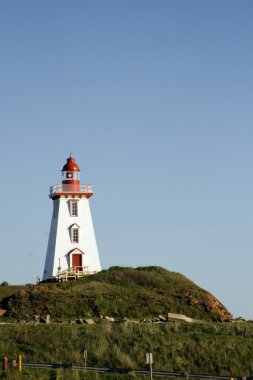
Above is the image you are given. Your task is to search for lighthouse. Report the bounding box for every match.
[43,155,101,281]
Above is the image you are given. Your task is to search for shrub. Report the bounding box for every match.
[0,281,9,286]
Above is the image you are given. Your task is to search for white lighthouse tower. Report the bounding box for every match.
[43,155,101,281]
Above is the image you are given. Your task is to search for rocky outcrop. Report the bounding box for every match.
[181,288,232,320]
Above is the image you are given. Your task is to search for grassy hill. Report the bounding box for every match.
[0,266,231,321]
[1,267,252,380]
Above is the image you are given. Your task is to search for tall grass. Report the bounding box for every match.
[0,369,146,380]
[1,322,253,378]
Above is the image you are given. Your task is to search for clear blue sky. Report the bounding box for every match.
[0,1,252,318]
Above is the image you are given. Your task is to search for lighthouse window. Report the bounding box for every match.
[71,202,78,217]
[72,228,79,243]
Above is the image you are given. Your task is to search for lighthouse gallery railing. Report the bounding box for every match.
[50,184,93,195]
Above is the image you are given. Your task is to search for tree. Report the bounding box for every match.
[0,281,9,286]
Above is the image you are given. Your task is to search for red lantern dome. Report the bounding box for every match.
[62,156,80,172]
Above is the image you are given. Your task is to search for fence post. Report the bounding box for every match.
[18,355,22,372]
[84,349,88,372]
[3,356,8,371]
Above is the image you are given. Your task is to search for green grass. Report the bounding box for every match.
[0,285,25,301]
[0,267,240,380]
[0,369,147,380]
[0,267,231,321]
[1,322,253,379]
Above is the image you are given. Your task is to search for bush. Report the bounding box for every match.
[0,281,9,287]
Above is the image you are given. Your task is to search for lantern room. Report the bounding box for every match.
[62,155,80,192]
[62,155,80,182]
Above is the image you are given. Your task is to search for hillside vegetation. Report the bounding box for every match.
[1,267,252,380]
[1,322,253,379]
[0,266,231,321]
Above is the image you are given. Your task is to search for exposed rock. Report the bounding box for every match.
[167,312,193,323]
[99,316,115,323]
[83,318,95,325]
[203,293,232,319]
[233,316,246,323]
[123,317,139,323]
[114,318,125,323]
[104,316,115,322]
[76,318,84,324]
[140,318,152,323]
[181,288,232,320]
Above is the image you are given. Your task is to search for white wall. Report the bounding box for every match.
[43,196,101,280]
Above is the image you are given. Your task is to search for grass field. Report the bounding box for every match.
[0,322,253,379]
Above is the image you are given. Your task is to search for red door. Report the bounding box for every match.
[72,254,82,271]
